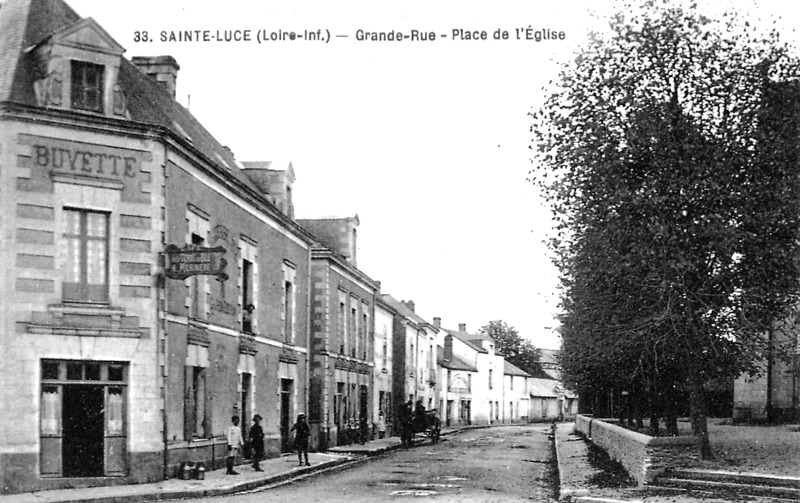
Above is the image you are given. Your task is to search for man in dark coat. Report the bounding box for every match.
[249,414,265,471]
[290,413,311,466]
[398,400,413,448]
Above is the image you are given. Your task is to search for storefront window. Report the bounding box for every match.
[107,388,124,434]
[41,386,60,435]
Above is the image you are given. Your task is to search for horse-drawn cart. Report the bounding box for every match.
[405,408,441,445]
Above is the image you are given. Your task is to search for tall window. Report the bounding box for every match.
[242,259,253,333]
[71,61,104,112]
[350,300,357,358]
[283,262,296,343]
[361,308,368,360]
[63,209,108,303]
[189,233,204,318]
[284,280,293,342]
[187,366,206,438]
[488,369,493,390]
[409,342,414,377]
[338,294,346,354]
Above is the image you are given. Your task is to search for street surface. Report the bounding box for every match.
[181,425,556,502]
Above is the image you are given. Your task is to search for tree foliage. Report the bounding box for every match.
[531,0,800,457]
[479,320,543,376]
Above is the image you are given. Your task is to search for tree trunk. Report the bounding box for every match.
[687,370,714,460]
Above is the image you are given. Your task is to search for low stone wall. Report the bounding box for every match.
[574,414,700,485]
[575,414,593,436]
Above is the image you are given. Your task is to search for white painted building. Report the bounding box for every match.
[503,361,531,423]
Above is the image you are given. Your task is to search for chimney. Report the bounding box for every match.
[433,317,441,328]
[458,323,466,333]
[132,56,180,98]
[402,300,415,312]
[444,334,453,361]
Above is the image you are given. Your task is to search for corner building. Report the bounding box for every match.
[0,0,315,493]
[0,0,162,492]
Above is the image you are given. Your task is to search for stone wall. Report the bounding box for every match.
[574,414,700,485]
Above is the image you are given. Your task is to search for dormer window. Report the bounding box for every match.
[71,60,104,112]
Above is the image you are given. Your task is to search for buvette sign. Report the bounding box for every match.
[163,244,228,280]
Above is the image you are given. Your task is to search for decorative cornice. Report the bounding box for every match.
[25,323,144,338]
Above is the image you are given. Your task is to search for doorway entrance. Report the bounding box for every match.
[280,379,292,452]
[62,385,104,477]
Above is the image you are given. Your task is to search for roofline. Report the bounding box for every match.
[310,247,380,291]
[375,295,402,316]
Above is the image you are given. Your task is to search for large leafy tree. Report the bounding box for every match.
[532,0,800,458]
[479,320,542,376]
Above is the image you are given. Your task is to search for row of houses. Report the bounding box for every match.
[0,0,575,494]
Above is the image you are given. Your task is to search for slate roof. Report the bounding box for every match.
[0,0,80,104]
[436,346,477,372]
[503,360,531,377]
[529,378,560,398]
[539,348,561,366]
[379,294,432,329]
[442,328,487,354]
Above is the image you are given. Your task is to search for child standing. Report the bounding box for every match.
[226,415,243,475]
[377,412,387,439]
[249,414,265,472]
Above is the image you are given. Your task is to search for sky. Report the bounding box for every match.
[66,0,799,350]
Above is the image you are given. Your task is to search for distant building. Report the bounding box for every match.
[503,361,531,423]
[529,349,578,421]
[374,296,396,436]
[435,318,478,427]
[380,295,438,428]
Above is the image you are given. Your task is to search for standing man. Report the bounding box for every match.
[226,415,244,475]
[399,400,413,448]
[249,414,265,472]
[290,413,311,466]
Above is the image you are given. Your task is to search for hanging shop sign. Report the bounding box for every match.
[163,244,228,280]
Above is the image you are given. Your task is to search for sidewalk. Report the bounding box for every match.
[0,452,354,503]
[554,422,800,502]
[0,426,468,503]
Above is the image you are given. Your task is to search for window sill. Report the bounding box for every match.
[51,172,124,190]
[49,303,122,318]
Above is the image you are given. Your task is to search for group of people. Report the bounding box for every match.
[225,412,311,475]
[224,407,403,474]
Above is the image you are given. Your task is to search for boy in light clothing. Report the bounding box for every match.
[226,415,244,475]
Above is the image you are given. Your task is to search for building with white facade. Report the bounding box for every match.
[503,361,531,423]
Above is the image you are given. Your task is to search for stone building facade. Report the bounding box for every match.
[0,0,162,492]
[299,218,379,450]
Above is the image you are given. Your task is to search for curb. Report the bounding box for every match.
[572,498,643,503]
[25,457,356,503]
[325,426,477,457]
[554,423,590,501]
